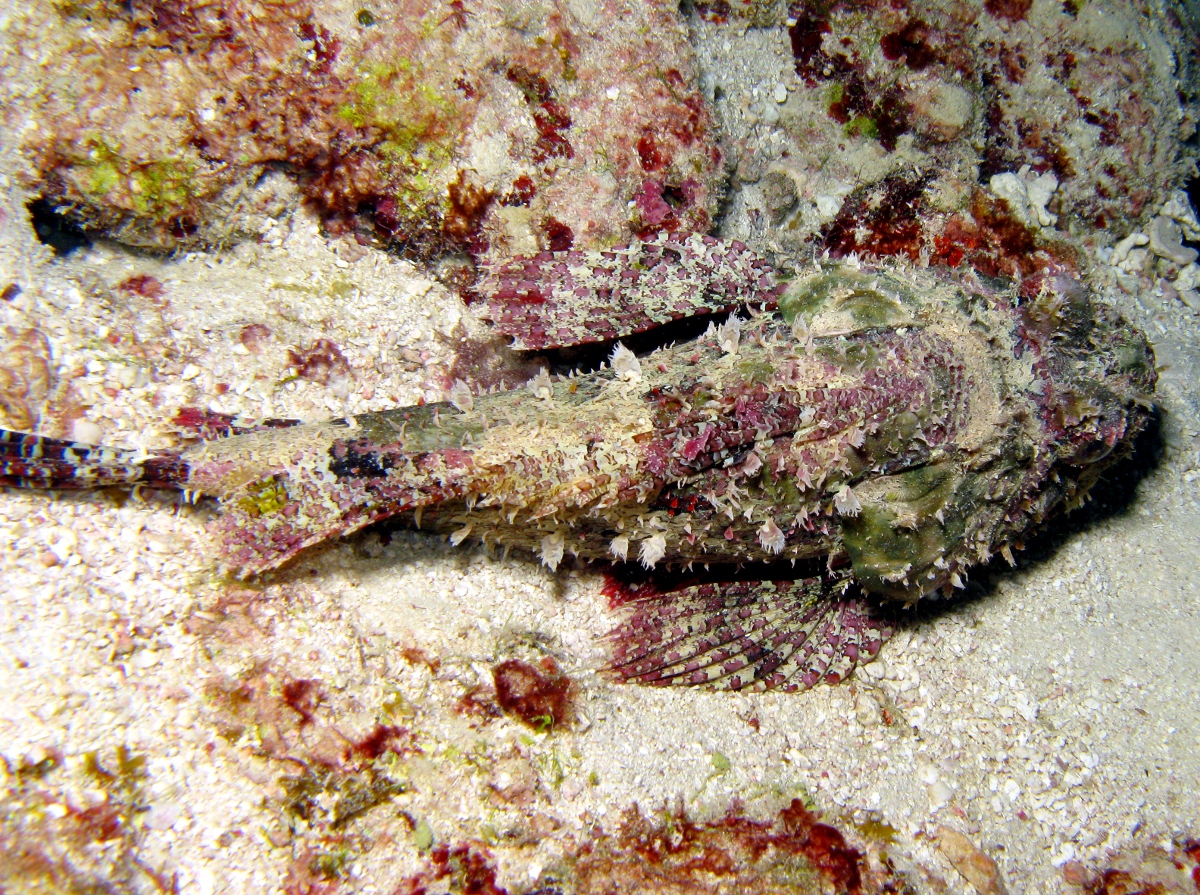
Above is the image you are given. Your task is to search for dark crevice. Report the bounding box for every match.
[1184,176,1200,252]
[527,308,736,378]
[28,200,92,255]
[602,554,839,595]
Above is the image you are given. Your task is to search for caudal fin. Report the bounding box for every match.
[0,429,186,491]
[606,578,894,692]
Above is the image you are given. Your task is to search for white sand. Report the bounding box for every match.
[2,5,1199,893]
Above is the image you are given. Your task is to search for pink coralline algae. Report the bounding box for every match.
[400,798,899,894]
[6,0,724,260]
[0,241,1156,692]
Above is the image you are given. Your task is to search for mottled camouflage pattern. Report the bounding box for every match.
[0,247,1156,691]
[477,232,783,350]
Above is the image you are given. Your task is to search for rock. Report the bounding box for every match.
[1061,860,1090,886]
[144,800,182,831]
[928,780,954,809]
[761,169,799,223]
[1160,190,1200,240]
[1111,232,1150,265]
[12,0,724,257]
[854,690,880,726]
[912,80,975,142]
[989,166,1058,230]
[937,826,1008,895]
[1147,215,1198,266]
[72,419,104,444]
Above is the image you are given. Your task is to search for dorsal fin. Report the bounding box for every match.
[477,233,784,350]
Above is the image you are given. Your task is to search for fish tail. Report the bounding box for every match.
[0,429,187,491]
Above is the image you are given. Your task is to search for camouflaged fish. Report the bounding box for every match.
[0,234,1156,691]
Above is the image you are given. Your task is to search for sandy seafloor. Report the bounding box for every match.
[1,4,1200,895]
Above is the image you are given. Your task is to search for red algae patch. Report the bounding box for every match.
[1056,839,1200,895]
[6,0,723,259]
[568,800,879,894]
[492,657,574,731]
[287,338,352,386]
[398,800,917,894]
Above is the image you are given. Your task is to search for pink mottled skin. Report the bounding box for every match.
[0,243,1155,691]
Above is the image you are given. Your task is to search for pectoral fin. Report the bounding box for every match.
[606,577,893,692]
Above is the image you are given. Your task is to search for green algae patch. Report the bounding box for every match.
[779,268,917,330]
[72,139,200,219]
[844,115,879,140]
[236,478,290,518]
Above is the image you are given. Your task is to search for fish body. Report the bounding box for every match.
[0,246,1156,690]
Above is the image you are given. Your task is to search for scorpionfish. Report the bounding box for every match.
[0,235,1156,692]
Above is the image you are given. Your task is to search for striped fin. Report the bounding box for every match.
[607,578,893,692]
[0,429,186,491]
